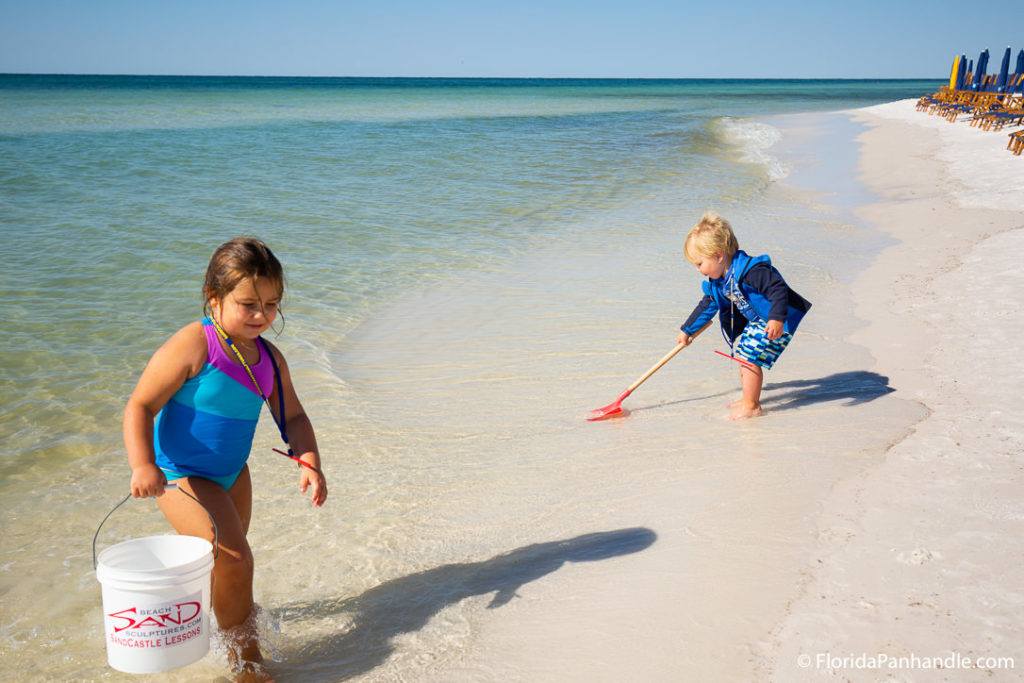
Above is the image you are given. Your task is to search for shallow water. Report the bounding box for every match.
[0,77,937,680]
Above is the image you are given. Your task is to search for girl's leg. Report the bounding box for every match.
[730,364,764,420]
[158,468,268,678]
[221,467,270,679]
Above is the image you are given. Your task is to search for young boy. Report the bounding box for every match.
[677,211,811,420]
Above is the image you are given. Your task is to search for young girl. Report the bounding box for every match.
[677,212,811,419]
[124,237,327,681]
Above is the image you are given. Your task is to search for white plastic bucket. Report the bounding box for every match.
[96,534,214,673]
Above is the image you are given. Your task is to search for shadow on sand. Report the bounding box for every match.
[271,527,657,680]
[625,371,894,417]
[762,370,895,409]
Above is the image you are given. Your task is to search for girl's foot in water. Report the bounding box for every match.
[221,611,274,683]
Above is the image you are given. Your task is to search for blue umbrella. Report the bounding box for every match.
[1018,50,1024,93]
[965,59,974,89]
[995,46,1011,92]
[956,54,968,90]
[974,49,989,91]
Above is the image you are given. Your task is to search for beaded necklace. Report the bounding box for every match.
[208,316,322,476]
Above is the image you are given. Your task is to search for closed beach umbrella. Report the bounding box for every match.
[1016,50,1024,93]
[995,46,1011,92]
[955,54,968,90]
[974,49,989,90]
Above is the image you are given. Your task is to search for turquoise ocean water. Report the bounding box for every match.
[0,76,939,680]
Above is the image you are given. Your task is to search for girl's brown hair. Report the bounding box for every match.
[202,237,285,321]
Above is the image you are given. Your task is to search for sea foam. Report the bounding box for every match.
[716,117,789,181]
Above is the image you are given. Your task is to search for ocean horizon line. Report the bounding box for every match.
[0,73,942,85]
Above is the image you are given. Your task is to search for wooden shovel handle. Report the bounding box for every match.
[625,321,711,394]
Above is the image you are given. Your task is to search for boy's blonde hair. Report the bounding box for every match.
[685,211,739,263]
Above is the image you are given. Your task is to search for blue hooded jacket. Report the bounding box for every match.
[681,250,811,342]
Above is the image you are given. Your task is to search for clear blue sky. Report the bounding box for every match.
[1,0,1020,78]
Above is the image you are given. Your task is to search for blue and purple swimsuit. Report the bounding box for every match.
[154,318,273,490]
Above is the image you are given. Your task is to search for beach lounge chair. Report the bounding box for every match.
[940,91,991,122]
[973,94,1024,131]
[1008,130,1024,155]
[917,90,951,112]
[967,91,1009,127]
[917,88,940,111]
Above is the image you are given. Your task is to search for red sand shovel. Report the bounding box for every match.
[587,322,710,421]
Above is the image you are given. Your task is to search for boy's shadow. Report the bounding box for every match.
[762,370,894,409]
[273,527,657,680]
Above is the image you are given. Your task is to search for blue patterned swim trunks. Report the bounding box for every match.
[733,319,792,370]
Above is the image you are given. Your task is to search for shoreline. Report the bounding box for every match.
[390,105,931,681]
[425,100,1024,682]
[761,100,1024,679]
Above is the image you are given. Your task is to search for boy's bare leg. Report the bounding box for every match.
[729,364,763,419]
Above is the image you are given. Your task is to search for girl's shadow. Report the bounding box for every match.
[271,527,657,680]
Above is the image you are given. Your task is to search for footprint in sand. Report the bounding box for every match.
[896,548,941,565]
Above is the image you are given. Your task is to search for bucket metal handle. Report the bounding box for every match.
[92,484,220,569]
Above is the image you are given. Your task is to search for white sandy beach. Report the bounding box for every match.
[758,101,1024,681]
